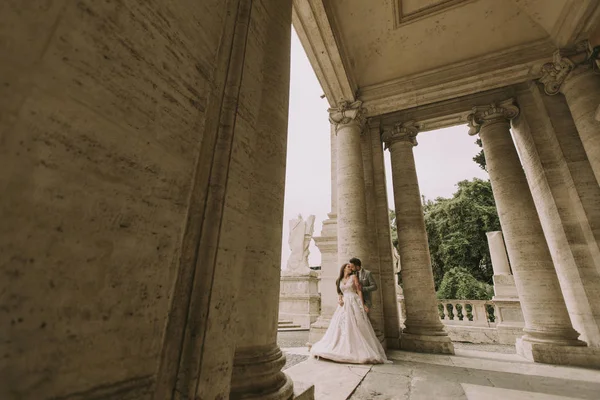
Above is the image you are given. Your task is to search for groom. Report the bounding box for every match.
[349,257,377,313]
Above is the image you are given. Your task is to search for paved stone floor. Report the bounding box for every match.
[279,331,600,399]
[278,330,310,370]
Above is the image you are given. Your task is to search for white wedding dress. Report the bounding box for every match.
[310,277,390,364]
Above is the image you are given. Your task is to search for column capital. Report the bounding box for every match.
[381,121,419,149]
[467,99,520,136]
[539,50,576,95]
[538,41,594,95]
[328,100,365,132]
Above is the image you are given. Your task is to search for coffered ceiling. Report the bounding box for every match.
[292,0,599,116]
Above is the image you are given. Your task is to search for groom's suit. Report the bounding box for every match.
[356,268,377,308]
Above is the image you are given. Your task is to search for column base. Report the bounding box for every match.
[385,335,401,350]
[230,344,294,400]
[516,337,600,369]
[400,332,455,355]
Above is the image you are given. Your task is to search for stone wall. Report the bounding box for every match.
[0,1,229,398]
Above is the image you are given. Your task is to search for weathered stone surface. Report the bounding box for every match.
[1,1,228,398]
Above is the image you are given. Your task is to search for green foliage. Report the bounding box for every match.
[425,179,499,286]
[437,267,494,301]
[473,138,487,171]
[423,178,501,288]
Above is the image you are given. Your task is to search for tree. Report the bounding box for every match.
[423,178,501,289]
[436,267,493,300]
[473,138,486,171]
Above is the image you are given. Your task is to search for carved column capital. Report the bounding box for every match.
[538,41,596,95]
[381,121,419,149]
[539,50,576,95]
[328,100,365,132]
[467,100,520,136]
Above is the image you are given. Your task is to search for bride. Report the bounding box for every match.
[310,263,390,364]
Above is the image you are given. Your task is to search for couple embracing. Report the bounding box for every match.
[310,258,391,364]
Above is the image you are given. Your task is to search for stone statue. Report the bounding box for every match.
[286,214,315,274]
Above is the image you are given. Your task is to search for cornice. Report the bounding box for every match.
[359,38,556,117]
[292,0,356,105]
[374,86,516,133]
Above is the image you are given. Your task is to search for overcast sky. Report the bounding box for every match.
[281,28,488,268]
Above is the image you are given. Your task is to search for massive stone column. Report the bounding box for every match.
[512,82,600,347]
[229,0,295,398]
[366,120,402,349]
[329,100,386,340]
[468,100,600,368]
[382,123,454,355]
[539,48,600,185]
[331,101,369,266]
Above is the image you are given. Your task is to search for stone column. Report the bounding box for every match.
[308,123,339,345]
[367,119,401,348]
[539,48,600,185]
[330,101,386,341]
[382,122,454,354]
[467,100,599,368]
[229,1,295,398]
[512,82,600,347]
[330,101,369,266]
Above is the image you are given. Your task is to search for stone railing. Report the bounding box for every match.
[438,300,496,328]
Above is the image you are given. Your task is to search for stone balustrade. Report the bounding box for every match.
[438,300,496,328]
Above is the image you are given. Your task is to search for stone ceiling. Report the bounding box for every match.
[293,0,599,116]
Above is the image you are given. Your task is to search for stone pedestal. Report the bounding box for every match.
[382,122,454,355]
[486,230,524,344]
[308,215,338,345]
[279,271,320,329]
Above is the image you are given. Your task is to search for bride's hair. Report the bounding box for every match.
[336,263,350,295]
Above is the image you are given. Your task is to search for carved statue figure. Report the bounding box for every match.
[286,214,315,273]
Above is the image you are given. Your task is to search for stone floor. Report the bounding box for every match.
[279,331,600,399]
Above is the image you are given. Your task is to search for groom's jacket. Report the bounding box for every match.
[356,268,377,308]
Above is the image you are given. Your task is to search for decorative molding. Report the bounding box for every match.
[328,100,365,131]
[539,50,575,95]
[360,38,556,117]
[381,121,419,149]
[376,86,516,133]
[538,41,593,95]
[393,0,476,28]
[467,99,520,136]
[292,0,355,105]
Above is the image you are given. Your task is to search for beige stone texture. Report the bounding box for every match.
[0,0,243,398]
[308,124,338,345]
[468,100,600,367]
[229,2,296,398]
[560,65,600,185]
[486,231,511,276]
[279,272,321,329]
[382,124,454,355]
[511,82,600,347]
[361,121,401,347]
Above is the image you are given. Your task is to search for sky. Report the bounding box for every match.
[281,29,488,268]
